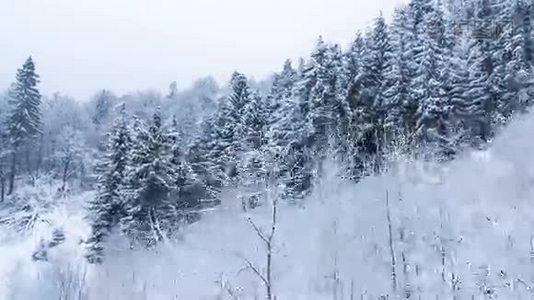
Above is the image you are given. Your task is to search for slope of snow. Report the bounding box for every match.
[3,112,534,299]
[0,185,91,300]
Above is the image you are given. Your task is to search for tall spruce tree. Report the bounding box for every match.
[402,0,435,136]
[307,42,348,157]
[188,118,224,203]
[413,6,457,157]
[208,72,253,181]
[292,36,336,186]
[351,14,393,172]
[7,56,42,195]
[267,56,315,201]
[446,34,480,146]
[121,109,179,247]
[86,105,132,263]
[384,7,411,139]
[236,91,269,208]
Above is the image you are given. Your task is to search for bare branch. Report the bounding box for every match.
[216,274,240,300]
[242,193,278,300]
[243,257,269,288]
[246,215,269,244]
[385,190,397,293]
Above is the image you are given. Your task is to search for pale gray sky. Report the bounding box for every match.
[0,0,406,101]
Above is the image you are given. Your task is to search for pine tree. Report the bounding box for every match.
[345,32,366,86]
[292,36,337,181]
[515,0,533,66]
[332,52,352,157]
[402,0,436,136]
[7,56,42,195]
[413,37,453,157]
[266,58,314,201]
[384,7,410,138]
[239,89,271,208]
[496,0,533,118]
[242,92,267,151]
[267,61,300,142]
[446,35,476,146]
[209,72,253,181]
[307,42,348,157]
[351,14,393,172]
[267,92,314,202]
[188,118,224,203]
[407,0,434,33]
[269,60,298,107]
[86,105,132,264]
[470,0,504,136]
[121,109,179,247]
[341,33,369,180]
[168,117,205,217]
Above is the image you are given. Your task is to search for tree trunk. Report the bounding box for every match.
[35,136,44,177]
[8,150,17,195]
[0,174,5,202]
[61,157,71,191]
[25,146,35,186]
[266,240,272,300]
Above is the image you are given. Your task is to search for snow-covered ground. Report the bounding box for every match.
[4,112,534,299]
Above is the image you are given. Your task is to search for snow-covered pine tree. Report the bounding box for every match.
[413,38,454,158]
[384,7,411,143]
[121,108,179,247]
[242,91,267,151]
[264,60,297,172]
[294,37,326,122]
[266,58,314,202]
[266,61,299,149]
[514,0,533,66]
[168,114,211,219]
[345,32,366,87]
[169,115,185,154]
[293,36,334,179]
[187,118,224,204]
[86,104,132,264]
[269,60,298,113]
[207,72,253,181]
[332,50,352,158]
[340,33,370,180]
[307,42,348,158]
[446,34,485,147]
[412,6,456,158]
[292,37,351,179]
[351,14,393,172]
[469,0,506,136]
[402,0,435,136]
[406,0,435,33]
[7,56,42,195]
[239,90,270,208]
[496,0,533,119]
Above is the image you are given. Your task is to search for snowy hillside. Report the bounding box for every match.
[2,0,534,299]
[2,110,534,299]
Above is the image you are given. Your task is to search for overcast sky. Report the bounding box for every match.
[0,0,406,101]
